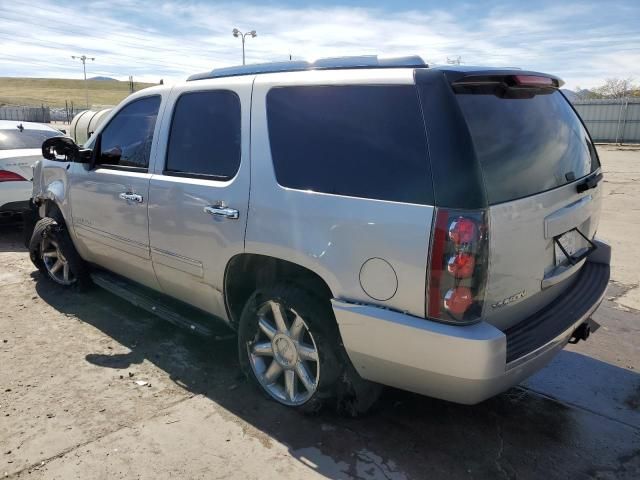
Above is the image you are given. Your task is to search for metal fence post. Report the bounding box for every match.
[614,98,625,144]
[620,98,629,144]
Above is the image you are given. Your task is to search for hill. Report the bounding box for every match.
[0,77,157,109]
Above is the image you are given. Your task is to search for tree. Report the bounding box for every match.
[591,77,636,99]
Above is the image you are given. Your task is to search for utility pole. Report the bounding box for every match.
[71,55,95,109]
[232,28,257,65]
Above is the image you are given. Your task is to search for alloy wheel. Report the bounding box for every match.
[40,236,75,285]
[247,300,320,406]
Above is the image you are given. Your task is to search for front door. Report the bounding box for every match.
[69,94,163,289]
[147,78,252,320]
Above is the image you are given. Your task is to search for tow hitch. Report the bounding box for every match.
[569,322,591,344]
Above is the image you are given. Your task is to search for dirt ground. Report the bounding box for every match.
[1,146,639,480]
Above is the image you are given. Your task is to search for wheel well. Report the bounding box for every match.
[39,200,63,223]
[224,254,334,329]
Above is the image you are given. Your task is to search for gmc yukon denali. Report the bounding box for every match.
[28,56,610,415]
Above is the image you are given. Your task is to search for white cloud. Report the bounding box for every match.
[0,0,638,90]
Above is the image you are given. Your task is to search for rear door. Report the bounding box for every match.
[147,77,252,319]
[247,70,435,318]
[454,78,602,330]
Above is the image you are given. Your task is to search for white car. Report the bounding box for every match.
[0,120,62,218]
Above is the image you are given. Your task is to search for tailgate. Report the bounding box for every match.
[485,180,602,330]
[454,76,603,330]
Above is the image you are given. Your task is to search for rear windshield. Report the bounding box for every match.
[0,128,61,150]
[456,90,599,205]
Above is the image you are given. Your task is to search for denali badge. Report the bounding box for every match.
[492,291,525,309]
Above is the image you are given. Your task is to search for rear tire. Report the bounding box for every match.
[29,217,90,289]
[237,284,381,416]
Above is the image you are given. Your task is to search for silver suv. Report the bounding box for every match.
[28,56,610,415]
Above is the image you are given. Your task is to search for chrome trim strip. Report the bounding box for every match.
[74,223,150,259]
[151,246,204,278]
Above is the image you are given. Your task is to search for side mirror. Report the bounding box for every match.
[42,136,91,164]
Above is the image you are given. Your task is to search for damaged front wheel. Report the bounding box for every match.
[29,217,90,289]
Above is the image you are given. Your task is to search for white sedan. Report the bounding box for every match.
[0,120,63,217]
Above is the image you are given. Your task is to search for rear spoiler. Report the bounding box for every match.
[441,69,564,89]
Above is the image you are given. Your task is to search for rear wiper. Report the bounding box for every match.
[576,172,603,193]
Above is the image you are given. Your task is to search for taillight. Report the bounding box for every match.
[447,252,475,278]
[0,170,26,182]
[427,208,488,324]
[448,217,476,245]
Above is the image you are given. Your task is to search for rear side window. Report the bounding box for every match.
[456,90,599,205]
[0,128,61,150]
[267,85,433,205]
[99,95,161,169]
[166,90,241,179]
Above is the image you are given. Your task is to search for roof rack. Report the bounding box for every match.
[187,55,428,81]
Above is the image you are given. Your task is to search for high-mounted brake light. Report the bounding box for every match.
[512,75,555,87]
[427,208,488,323]
[0,170,26,182]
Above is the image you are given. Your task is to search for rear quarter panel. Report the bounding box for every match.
[246,70,433,317]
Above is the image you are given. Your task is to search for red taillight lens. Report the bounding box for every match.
[447,252,475,278]
[448,217,476,245]
[0,170,26,182]
[444,287,473,315]
[427,208,488,323]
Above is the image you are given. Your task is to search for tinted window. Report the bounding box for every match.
[100,96,160,169]
[267,85,433,205]
[166,90,241,178]
[456,90,599,205]
[0,128,61,150]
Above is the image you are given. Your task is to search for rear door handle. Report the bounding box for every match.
[119,192,144,203]
[204,202,239,219]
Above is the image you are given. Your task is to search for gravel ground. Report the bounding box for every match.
[0,145,639,479]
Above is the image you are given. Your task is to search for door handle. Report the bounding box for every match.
[119,192,144,203]
[204,202,239,220]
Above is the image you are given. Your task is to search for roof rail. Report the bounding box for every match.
[187,55,428,81]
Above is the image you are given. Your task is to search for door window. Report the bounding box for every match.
[165,90,241,179]
[266,85,433,205]
[99,96,161,170]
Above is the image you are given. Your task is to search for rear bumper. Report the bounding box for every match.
[333,244,610,404]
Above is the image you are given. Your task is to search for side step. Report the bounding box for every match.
[90,270,234,340]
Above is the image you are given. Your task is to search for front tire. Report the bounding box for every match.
[238,284,381,415]
[29,217,90,288]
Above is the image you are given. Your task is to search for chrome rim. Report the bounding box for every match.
[40,236,75,285]
[247,300,320,406]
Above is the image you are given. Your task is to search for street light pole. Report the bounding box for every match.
[71,55,95,109]
[232,29,257,65]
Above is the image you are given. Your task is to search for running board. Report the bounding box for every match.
[90,270,234,340]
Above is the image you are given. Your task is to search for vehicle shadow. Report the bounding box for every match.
[32,274,639,480]
[0,222,25,253]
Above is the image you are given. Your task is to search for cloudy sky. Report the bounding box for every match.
[0,0,638,89]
